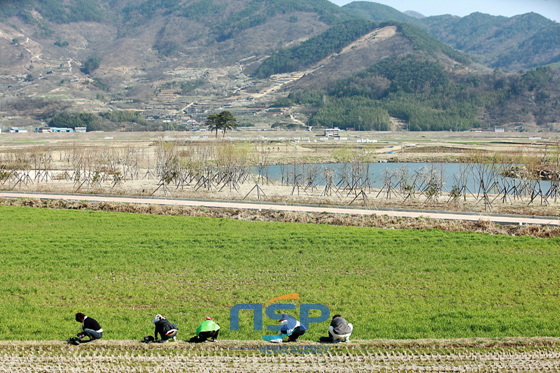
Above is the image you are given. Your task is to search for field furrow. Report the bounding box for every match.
[1,342,559,372]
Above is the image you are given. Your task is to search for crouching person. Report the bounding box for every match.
[328,314,353,342]
[75,312,103,342]
[153,314,178,342]
[270,314,306,343]
[190,317,220,343]
[280,314,305,342]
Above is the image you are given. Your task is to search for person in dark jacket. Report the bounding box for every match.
[75,312,103,342]
[153,314,178,343]
[326,314,353,343]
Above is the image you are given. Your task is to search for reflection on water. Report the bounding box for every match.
[257,162,554,195]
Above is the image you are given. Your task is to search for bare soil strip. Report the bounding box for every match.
[1,339,559,372]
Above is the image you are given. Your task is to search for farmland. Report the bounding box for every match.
[2,131,560,370]
[1,205,559,342]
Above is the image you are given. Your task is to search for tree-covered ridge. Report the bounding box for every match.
[417,12,559,70]
[343,1,414,23]
[492,23,560,69]
[396,23,471,65]
[255,20,471,79]
[342,1,560,72]
[1,0,348,31]
[419,12,552,51]
[255,19,379,78]
[278,55,560,131]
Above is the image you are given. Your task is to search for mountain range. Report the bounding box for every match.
[344,2,560,72]
[0,0,559,132]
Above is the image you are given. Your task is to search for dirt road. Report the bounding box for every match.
[1,191,559,226]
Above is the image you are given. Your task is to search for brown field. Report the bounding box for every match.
[1,338,560,372]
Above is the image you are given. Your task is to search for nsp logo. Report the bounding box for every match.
[229,293,330,341]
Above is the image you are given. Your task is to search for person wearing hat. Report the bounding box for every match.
[153,314,178,343]
[277,313,306,342]
[75,312,103,342]
[190,317,220,343]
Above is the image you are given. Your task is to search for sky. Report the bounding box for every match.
[328,0,560,22]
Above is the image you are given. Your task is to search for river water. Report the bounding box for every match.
[257,162,554,195]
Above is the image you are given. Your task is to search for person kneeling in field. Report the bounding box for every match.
[189,317,220,343]
[153,314,178,342]
[75,312,103,342]
[270,314,306,343]
[322,314,352,343]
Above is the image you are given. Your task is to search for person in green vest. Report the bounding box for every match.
[189,317,220,343]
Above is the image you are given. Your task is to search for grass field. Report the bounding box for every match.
[1,205,559,342]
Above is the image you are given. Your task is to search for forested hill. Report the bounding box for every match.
[255,19,471,79]
[418,13,560,72]
[274,58,560,131]
[344,2,560,72]
[1,0,559,132]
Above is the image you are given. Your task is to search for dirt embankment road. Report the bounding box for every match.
[1,191,559,226]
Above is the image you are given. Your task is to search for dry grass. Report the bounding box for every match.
[1,338,559,372]
[2,197,560,238]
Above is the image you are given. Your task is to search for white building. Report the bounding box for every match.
[324,128,340,138]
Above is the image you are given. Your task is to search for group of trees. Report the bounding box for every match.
[48,112,103,131]
[310,97,391,130]
[205,111,238,137]
[45,110,240,134]
[81,56,101,75]
[99,111,147,125]
[48,111,148,131]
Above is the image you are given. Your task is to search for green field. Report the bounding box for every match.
[1,205,559,341]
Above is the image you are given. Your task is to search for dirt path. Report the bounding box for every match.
[2,191,559,226]
[1,340,559,372]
